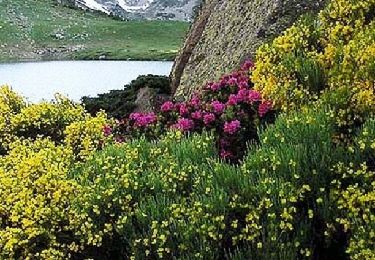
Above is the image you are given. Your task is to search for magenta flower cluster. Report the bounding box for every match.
[172,118,195,131]
[103,125,112,137]
[224,120,241,135]
[129,112,158,127]
[113,60,274,161]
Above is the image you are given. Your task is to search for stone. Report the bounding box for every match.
[171,0,327,100]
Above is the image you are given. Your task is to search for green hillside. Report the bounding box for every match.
[0,0,189,61]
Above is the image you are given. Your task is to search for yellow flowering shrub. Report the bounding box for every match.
[64,111,111,159]
[332,163,375,260]
[0,104,373,258]
[67,131,218,258]
[10,94,86,142]
[0,86,25,154]
[0,138,78,259]
[253,0,375,114]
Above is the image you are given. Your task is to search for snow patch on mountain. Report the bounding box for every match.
[117,0,155,12]
[82,0,110,14]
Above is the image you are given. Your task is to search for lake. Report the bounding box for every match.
[0,61,173,102]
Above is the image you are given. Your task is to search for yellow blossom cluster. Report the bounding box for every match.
[253,0,375,114]
[332,162,375,260]
[9,94,86,142]
[0,138,78,259]
[64,111,111,159]
[0,86,25,154]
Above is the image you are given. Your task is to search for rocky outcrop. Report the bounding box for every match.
[171,0,326,99]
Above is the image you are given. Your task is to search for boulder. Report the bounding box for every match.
[171,0,326,100]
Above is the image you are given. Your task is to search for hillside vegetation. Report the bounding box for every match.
[0,0,189,61]
[0,0,374,259]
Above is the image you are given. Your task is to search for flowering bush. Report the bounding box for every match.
[64,111,112,159]
[114,60,275,161]
[0,86,25,154]
[253,0,375,115]
[10,95,86,142]
[0,138,78,259]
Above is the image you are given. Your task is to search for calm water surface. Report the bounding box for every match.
[0,61,173,102]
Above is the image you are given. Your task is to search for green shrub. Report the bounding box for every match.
[81,75,171,119]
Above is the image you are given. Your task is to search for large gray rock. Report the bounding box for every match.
[171,0,326,99]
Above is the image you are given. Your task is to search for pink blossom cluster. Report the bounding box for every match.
[157,60,273,160]
[211,101,225,114]
[172,118,195,131]
[103,125,112,137]
[161,101,174,112]
[129,112,158,127]
[224,120,241,135]
[117,60,274,162]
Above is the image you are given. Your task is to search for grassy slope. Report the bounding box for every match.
[0,0,189,62]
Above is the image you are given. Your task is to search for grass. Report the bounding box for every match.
[0,0,189,62]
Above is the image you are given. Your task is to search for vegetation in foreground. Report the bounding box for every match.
[0,0,374,259]
[0,0,189,62]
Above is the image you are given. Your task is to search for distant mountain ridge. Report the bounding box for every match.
[61,0,201,21]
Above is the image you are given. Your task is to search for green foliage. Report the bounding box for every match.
[81,75,170,119]
[283,53,326,94]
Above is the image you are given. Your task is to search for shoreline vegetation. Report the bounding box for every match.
[0,0,189,62]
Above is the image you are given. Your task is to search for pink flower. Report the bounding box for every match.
[173,118,194,132]
[238,80,249,89]
[191,110,203,120]
[211,100,225,114]
[161,101,174,112]
[103,125,112,137]
[130,112,157,127]
[224,120,241,135]
[228,77,238,86]
[179,103,189,116]
[248,90,262,102]
[190,95,201,108]
[129,112,141,120]
[220,149,233,159]
[219,79,228,87]
[236,89,249,102]
[210,83,221,91]
[203,113,216,125]
[241,60,255,71]
[258,101,273,117]
[227,94,238,106]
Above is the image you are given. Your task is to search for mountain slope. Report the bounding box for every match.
[64,0,201,21]
[0,0,189,62]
